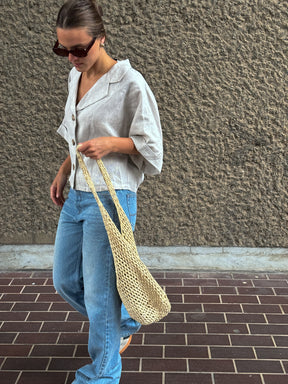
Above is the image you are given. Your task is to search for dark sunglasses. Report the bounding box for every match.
[53,37,96,57]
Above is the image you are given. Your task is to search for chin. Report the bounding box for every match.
[74,63,84,71]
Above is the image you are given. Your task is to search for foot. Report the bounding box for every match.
[120,335,132,354]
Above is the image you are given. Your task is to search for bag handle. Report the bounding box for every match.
[75,148,134,242]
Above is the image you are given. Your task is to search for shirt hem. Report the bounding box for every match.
[71,183,138,193]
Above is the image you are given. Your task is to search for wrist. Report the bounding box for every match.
[111,137,138,155]
[111,137,119,153]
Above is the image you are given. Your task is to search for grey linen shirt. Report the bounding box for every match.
[57,59,163,193]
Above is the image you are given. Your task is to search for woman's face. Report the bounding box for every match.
[56,27,104,72]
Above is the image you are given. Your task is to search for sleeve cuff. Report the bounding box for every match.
[57,123,69,143]
[130,136,163,175]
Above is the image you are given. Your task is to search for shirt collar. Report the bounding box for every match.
[108,59,132,83]
[72,59,132,111]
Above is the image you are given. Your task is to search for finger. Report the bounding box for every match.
[56,185,65,205]
[59,191,65,206]
[50,184,56,200]
[83,148,97,157]
[50,184,64,207]
[84,151,103,160]
[58,197,65,207]
[77,142,90,152]
[50,185,59,206]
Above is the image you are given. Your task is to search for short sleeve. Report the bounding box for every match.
[128,77,163,175]
[56,70,74,143]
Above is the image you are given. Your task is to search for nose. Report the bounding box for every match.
[68,53,76,62]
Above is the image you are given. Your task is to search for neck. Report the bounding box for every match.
[85,51,117,79]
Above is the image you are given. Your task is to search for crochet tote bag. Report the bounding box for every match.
[76,149,171,325]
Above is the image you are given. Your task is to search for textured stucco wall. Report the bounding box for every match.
[1,0,288,247]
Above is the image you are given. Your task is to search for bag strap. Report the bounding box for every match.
[75,149,135,243]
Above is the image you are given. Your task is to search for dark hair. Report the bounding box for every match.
[56,0,105,39]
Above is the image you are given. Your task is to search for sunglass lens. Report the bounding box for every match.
[70,49,87,57]
[53,48,69,57]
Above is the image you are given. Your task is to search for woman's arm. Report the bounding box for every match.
[77,137,139,160]
[50,155,71,207]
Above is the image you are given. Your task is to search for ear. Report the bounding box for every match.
[100,36,106,46]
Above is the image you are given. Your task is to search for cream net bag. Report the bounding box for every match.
[76,149,171,325]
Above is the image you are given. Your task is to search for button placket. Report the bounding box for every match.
[71,111,77,184]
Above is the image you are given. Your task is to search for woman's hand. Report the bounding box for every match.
[50,156,71,207]
[77,137,114,160]
[78,137,138,159]
[50,173,68,207]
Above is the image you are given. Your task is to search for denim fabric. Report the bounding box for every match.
[53,188,141,383]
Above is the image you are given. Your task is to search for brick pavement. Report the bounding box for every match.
[0,270,287,384]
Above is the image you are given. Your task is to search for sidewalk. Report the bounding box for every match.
[0,270,287,384]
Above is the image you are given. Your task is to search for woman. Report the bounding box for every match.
[50,0,163,383]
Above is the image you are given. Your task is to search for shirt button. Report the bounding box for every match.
[73,164,75,170]
[72,139,75,146]
[72,114,76,121]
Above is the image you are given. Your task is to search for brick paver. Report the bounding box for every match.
[0,270,287,383]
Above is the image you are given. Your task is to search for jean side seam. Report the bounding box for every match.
[97,248,112,377]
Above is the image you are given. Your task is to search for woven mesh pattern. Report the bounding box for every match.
[76,150,171,325]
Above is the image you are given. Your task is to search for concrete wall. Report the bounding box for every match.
[1,0,288,247]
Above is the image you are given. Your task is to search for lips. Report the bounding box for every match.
[74,63,83,70]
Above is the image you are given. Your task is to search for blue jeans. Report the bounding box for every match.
[53,189,141,383]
